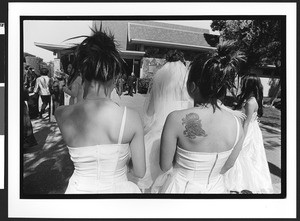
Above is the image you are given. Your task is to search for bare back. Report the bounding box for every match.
[55,100,137,147]
[56,99,146,178]
[172,107,240,153]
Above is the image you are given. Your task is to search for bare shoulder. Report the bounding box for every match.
[166,109,182,124]
[245,97,258,108]
[247,97,257,103]
[54,105,71,121]
[165,109,190,129]
[166,108,209,139]
[75,76,82,84]
[126,106,141,119]
[125,107,143,127]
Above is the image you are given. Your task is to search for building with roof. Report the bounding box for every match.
[35,20,218,78]
[94,20,217,78]
[33,20,280,97]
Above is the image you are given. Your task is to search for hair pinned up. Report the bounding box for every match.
[188,40,246,111]
[165,49,186,65]
[71,25,125,84]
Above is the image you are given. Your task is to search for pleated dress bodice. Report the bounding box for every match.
[65,107,141,193]
[174,146,233,186]
[151,115,240,193]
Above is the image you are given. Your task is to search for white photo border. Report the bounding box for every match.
[8,2,296,218]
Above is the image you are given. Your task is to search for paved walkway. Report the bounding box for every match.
[23,91,282,194]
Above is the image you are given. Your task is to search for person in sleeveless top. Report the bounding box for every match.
[127,50,194,192]
[224,74,273,193]
[63,64,84,105]
[151,41,246,193]
[55,28,146,194]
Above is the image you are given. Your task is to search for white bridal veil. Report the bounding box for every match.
[143,61,193,133]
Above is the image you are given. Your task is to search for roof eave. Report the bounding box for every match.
[34,42,74,53]
[130,39,216,51]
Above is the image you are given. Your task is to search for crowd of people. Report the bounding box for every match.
[115,72,137,97]
[24,28,274,194]
[23,63,74,147]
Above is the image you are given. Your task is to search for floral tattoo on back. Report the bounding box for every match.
[182,113,207,139]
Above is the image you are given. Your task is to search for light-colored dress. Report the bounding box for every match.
[151,116,240,194]
[224,112,274,193]
[68,76,84,105]
[128,101,192,191]
[65,107,141,194]
[128,61,193,191]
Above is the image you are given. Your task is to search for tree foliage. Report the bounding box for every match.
[211,19,282,69]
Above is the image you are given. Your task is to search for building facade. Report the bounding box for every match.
[93,20,217,78]
[33,20,280,97]
[35,20,217,78]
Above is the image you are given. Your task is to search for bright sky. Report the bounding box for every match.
[24,20,217,63]
[24,20,93,63]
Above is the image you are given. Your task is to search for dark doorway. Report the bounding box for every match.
[124,58,140,78]
[124,59,133,77]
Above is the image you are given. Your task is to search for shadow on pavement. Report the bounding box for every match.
[264,140,281,151]
[23,118,74,195]
[268,162,281,178]
[23,145,74,194]
[263,126,281,135]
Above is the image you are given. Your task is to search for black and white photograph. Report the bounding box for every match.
[22,18,283,196]
[4,1,297,219]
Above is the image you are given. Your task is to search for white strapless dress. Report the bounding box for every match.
[128,101,193,191]
[151,146,233,193]
[65,144,140,194]
[224,112,274,193]
[151,115,240,194]
[128,62,193,191]
[65,107,141,194]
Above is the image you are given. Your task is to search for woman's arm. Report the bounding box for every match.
[160,112,178,172]
[129,110,146,178]
[146,91,154,116]
[243,98,257,136]
[220,124,244,174]
[33,78,39,94]
[63,80,79,97]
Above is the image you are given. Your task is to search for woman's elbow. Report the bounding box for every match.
[160,161,171,173]
[133,166,146,178]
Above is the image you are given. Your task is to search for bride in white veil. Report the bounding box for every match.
[128,50,194,192]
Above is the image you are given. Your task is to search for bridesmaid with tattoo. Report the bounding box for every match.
[152,41,246,193]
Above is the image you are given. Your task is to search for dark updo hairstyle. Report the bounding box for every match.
[40,67,49,76]
[165,49,186,65]
[236,74,264,117]
[72,27,124,84]
[188,40,246,111]
[67,63,79,86]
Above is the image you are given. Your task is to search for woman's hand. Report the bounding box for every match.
[232,110,246,121]
[62,86,68,93]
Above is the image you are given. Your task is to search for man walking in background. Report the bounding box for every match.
[126,72,137,97]
[34,68,51,118]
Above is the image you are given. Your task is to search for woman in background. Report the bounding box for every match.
[63,64,84,105]
[224,74,273,193]
[55,29,146,194]
[128,50,193,192]
[152,41,246,193]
